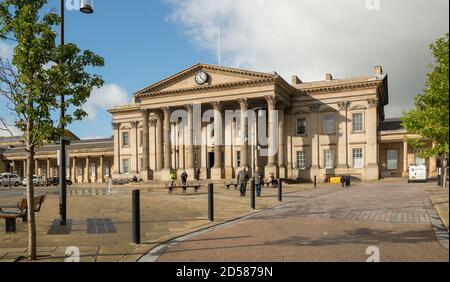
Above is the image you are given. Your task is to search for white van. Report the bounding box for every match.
[408,165,427,183]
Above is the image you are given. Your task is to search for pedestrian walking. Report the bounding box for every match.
[195,167,201,180]
[237,168,249,197]
[169,172,176,186]
[254,167,263,197]
[181,170,188,190]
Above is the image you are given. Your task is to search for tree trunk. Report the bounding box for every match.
[443,158,448,189]
[26,142,37,260]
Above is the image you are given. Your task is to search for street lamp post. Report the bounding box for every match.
[59,0,94,226]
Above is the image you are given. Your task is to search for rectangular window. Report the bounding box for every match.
[387,149,398,170]
[52,167,58,178]
[352,113,363,132]
[89,163,96,178]
[296,151,306,170]
[324,150,333,169]
[122,132,129,147]
[414,149,426,166]
[123,159,130,174]
[76,163,83,177]
[352,148,364,168]
[322,114,335,134]
[236,151,241,167]
[236,122,241,137]
[296,118,306,135]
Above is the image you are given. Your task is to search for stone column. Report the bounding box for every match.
[237,98,249,171]
[112,122,121,175]
[141,110,152,180]
[155,113,163,172]
[264,96,279,180]
[286,113,293,179]
[85,157,90,183]
[211,101,224,179]
[99,155,104,183]
[72,158,76,183]
[185,104,195,180]
[23,159,27,178]
[200,121,208,179]
[365,99,380,180]
[130,121,139,175]
[337,102,350,170]
[278,105,286,179]
[309,104,320,181]
[403,140,408,177]
[46,158,51,179]
[161,106,173,180]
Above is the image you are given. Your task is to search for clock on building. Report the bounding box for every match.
[195,71,209,85]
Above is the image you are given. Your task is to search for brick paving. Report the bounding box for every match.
[155,180,449,262]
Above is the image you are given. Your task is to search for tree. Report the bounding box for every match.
[401,33,449,187]
[0,0,104,260]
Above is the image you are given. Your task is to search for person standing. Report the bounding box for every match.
[237,168,249,197]
[169,172,176,186]
[181,170,188,190]
[254,167,263,197]
[195,167,201,181]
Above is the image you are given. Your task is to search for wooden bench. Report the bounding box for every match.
[165,182,200,194]
[225,182,239,190]
[0,195,46,233]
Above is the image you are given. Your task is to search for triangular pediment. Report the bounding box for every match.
[134,63,277,95]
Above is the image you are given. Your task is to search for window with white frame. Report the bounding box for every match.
[414,149,426,166]
[296,151,306,170]
[352,113,364,132]
[322,114,335,134]
[123,159,130,174]
[387,149,398,170]
[122,131,129,147]
[103,161,110,177]
[76,163,83,177]
[89,163,96,178]
[323,149,333,169]
[296,117,306,135]
[352,148,364,168]
[236,151,241,167]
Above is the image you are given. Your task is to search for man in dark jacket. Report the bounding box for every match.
[237,168,249,197]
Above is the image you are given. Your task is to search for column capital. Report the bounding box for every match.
[367,99,378,108]
[112,122,120,130]
[265,96,277,107]
[130,121,139,128]
[338,101,350,111]
[149,118,157,127]
[211,101,222,111]
[185,104,193,113]
[161,106,171,115]
[141,108,149,115]
[237,98,249,109]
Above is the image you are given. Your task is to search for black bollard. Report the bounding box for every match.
[278,178,283,202]
[314,176,317,188]
[250,179,256,210]
[132,189,141,244]
[208,183,214,221]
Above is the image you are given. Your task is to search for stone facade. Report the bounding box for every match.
[107,63,436,182]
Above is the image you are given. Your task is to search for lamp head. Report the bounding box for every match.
[80,0,94,14]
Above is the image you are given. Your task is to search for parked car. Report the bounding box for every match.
[46,177,73,186]
[0,173,22,187]
[22,175,45,187]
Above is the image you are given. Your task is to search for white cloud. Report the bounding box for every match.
[83,84,129,120]
[0,42,13,61]
[166,0,449,117]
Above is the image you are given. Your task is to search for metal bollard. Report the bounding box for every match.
[250,179,256,210]
[132,189,141,244]
[314,176,317,188]
[278,178,282,202]
[208,183,214,221]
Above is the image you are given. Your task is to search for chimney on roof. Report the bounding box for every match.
[325,73,333,81]
[374,66,383,75]
[291,75,303,85]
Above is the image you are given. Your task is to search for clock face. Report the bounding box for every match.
[195,71,209,85]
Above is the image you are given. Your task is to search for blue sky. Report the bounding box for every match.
[1,0,449,139]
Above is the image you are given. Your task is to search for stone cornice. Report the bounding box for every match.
[296,80,383,95]
[108,104,141,114]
